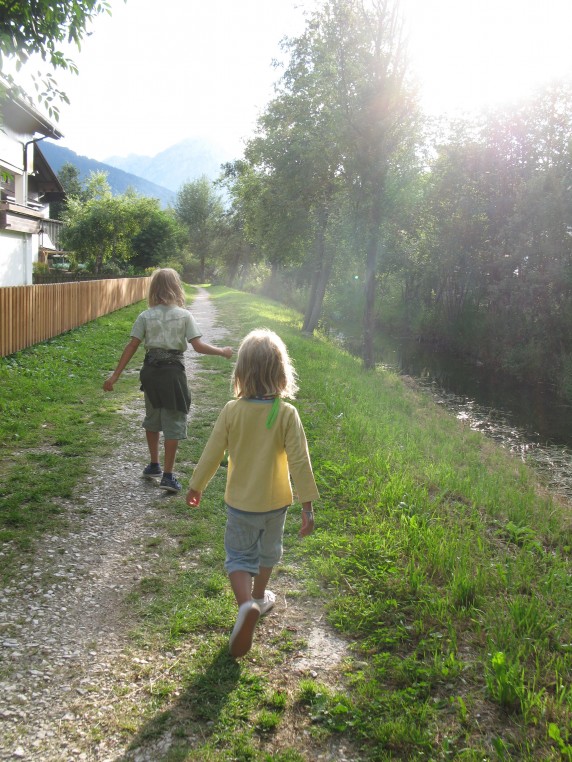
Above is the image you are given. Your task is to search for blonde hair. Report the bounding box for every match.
[233,329,298,399]
[148,268,186,307]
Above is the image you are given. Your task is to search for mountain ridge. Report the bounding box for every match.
[40,138,234,208]
[104,137,229,192]
[41,142,176,208]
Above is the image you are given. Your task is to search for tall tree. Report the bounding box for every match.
[249,0,418,362]
[325,0,418,367]
[174,177,224,282]
[252,52,346,333]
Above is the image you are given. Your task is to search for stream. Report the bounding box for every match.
[357,335,572,501]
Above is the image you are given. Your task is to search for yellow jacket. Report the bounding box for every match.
[189,398,319,512]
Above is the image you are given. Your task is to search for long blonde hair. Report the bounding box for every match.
[148,268,186,307]
[233,329,298,399]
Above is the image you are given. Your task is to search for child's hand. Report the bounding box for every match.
[221,346,233,359]
[186,489,202,508]
[103,375,117,392]
[299,505,315,538]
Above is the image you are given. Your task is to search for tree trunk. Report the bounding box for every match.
[304,254,333,334]
[302,262,322,332]
[303,207,330,334]
[362,198,383,369]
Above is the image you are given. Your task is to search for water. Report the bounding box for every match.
[367,335,572,500]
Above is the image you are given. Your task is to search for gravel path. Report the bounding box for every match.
[0,289,352,762]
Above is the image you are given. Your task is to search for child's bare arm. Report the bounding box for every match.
[190,337,233,359]
[103,337,141,391]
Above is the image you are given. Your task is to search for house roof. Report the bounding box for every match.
[1,79,64,140]
[34,144,65,199]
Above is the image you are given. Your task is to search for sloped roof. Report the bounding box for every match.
[33,144,65,198]
[1,79,64,140]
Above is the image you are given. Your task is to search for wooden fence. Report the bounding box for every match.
[0,277,150,357]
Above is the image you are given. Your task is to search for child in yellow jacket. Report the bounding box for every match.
[186,328,318,657]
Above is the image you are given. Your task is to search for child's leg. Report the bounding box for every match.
[254,507,287,603]
[163,439,179,474]
[229,570,254,606]
[252,566,273,600]
[161,408,186,474]
[225,507,263,606]
[145,430,160,463]
[228,566,275,604]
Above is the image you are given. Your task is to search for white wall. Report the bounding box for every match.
[0,231,33,286]
[0,128,25,174]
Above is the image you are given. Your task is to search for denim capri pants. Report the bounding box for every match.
[224,505,288,576]
[142,392,188,440]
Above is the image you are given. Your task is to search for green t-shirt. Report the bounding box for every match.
[131,305,201,351]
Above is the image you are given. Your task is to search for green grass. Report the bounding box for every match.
[0,299,147,568]
[2,284,572,759]
[205,288,572,759]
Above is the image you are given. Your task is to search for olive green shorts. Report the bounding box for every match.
[142,393,188,440]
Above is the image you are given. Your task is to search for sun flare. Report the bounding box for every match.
[402,0,572,116]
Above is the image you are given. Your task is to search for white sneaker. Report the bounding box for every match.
[229,601,261,658]
[253,590,276,616]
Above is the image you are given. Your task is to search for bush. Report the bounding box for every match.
[33,261,49,276]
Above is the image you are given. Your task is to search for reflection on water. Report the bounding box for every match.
[357,335,572,500]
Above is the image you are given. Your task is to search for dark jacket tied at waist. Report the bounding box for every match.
[140,349,190,413]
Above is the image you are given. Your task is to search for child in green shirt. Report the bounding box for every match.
[103,268,232,492]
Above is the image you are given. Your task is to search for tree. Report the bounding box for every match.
[325,0,418,367]
[174,177,224,282]
[245,48,346,333]
[241,0,419,363]
[61,173,183,274]
[0,0,111,118]
[131,203,187,272]
[391,81,572,395]
[51,162,84,220]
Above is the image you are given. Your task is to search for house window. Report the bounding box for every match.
[1,168,16,202]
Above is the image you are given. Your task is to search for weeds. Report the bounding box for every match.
[2,285,572,759]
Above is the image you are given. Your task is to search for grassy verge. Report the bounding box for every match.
[201,288,572,760]
[0,299,148,573]
[2,285,572,760]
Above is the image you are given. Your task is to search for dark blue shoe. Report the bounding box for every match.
[159,474,182,493]
[143,463,162,478]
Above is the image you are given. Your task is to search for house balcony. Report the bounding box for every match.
[0,201,64,252]
[0,200,45,235]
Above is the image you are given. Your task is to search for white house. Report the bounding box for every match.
[0,81,65,286]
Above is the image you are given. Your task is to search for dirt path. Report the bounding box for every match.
[0,289,353,762]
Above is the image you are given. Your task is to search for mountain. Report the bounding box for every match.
[40,142,176,208]
[104,138,230,193]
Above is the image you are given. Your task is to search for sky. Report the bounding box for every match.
[16,0,572,164]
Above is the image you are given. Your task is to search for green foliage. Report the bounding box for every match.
[548,723,572,759]
[0,300,145,567]
[0,0,111,118]
[376,81,572,398]
[224,0,420,354]
[61,173,184,273]
[51,162,84,219]
[32,261,50,276]
[174,176,224,281]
